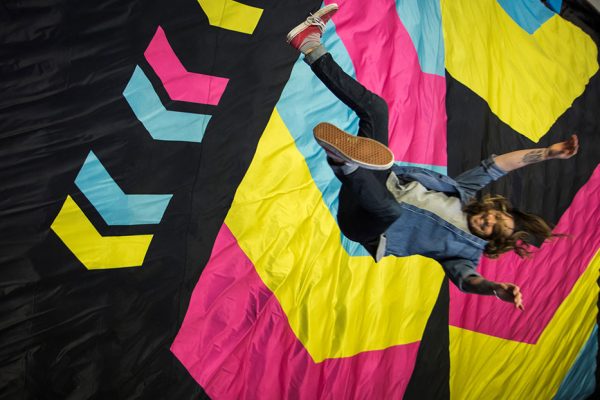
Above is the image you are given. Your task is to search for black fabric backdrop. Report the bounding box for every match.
[1,0,598,398]
[1,0,323,397]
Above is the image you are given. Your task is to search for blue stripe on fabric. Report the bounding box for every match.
[553,324,597,400]
[496,0,555,34]
[394,0,445,76]
[396,161,446,175]
[546,0,563,13]
[75,151,172,225]
[123,66,211,143]
[277,22,446,257]
[277,23,366,256]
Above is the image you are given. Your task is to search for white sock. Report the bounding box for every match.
[299,32,321,54]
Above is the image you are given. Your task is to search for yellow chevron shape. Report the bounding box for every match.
[225,109,444,362]
[197,0,263,34]
[449,250,599,399]
[51,196,154,269]
[442,0,598,142]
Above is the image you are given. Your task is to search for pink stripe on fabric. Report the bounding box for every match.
[144,26,228,105]
[450,166,600,343]
[326,0,447,167]
[171,224,420,399]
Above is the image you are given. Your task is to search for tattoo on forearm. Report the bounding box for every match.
[522,149,547,164]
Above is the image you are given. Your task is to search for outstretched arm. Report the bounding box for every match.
[462,276,524,311]
[494,135,579,173]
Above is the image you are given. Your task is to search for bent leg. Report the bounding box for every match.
[334,166,401,243]
[307,51,396,244]
[309,52,389,146]
[337,188,389,245]
[337,168,400,220]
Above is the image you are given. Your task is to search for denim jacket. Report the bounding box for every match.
[382,157,507,291]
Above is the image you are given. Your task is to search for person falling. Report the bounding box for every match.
[286,3,579,311]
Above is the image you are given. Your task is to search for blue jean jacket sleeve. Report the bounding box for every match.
[453,156,508,204]
[441,259,482,292]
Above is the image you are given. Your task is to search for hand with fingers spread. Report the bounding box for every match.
[462,276,524,311]
[493,282,524,311]
[547,134,579,159]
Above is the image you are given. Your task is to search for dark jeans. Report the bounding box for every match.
[311,53,402,248]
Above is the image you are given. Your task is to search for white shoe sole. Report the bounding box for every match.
[286,3,339,43]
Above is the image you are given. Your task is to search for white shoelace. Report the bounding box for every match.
[306,15,326,32]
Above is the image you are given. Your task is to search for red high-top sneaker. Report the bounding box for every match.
[286,4,339,54]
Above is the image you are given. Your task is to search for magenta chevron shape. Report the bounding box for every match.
[144,26,229,106]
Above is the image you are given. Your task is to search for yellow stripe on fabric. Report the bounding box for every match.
[51,196,153,269]
[197,0,263,34]
[442,0,598,142]
[225,110,444,362]
[449,250,599,399]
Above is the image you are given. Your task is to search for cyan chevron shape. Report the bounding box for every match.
[75,151,172,225]
[123,66,211,143]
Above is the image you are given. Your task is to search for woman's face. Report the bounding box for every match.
[468,210,515,239]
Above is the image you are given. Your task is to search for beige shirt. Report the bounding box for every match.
[386,173,470,234]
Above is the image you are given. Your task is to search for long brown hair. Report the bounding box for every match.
[463,195,558,259]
